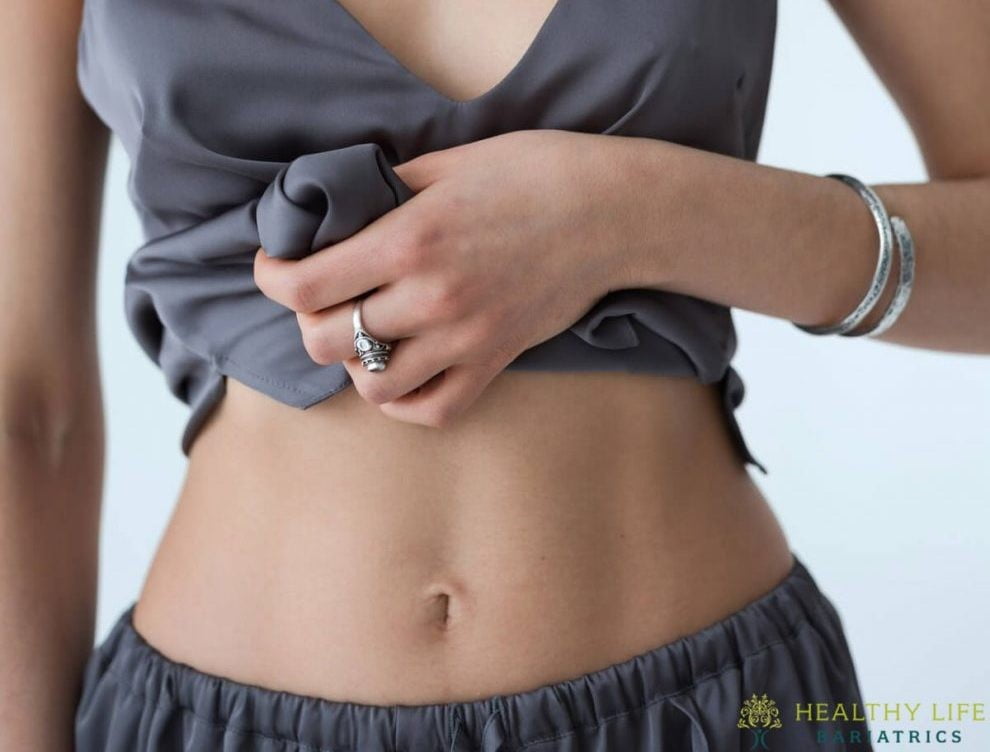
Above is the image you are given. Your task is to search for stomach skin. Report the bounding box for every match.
[131,369,793,705]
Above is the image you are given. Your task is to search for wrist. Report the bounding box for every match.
[561,133,666,294]
[591,138,890,332]
[595,135,690,292]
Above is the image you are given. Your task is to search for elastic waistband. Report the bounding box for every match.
[83,554,832,751]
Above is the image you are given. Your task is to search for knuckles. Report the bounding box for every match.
[446,315,496,362]
[422,278,467,323]
[256,208,455,318]
[353,375,400,406]
[254,252,323,313]
[390,212,446,275]
[417,403,456,429]
[299,324,338,366]
[278,270,324,313]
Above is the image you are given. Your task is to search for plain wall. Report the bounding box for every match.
[89,0,989,743]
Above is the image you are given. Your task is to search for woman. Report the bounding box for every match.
[2,0,988,749]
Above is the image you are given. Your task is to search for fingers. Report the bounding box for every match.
[253,230,398,313]
[297,288,474,409]
[374,362,501,429]
[392,147,460,192]
[340,284,507,428]
[342,327,473,407]
[299,288,507,429]
[254,147,458,313]
[295,285,438,366]
[254,143,508,428]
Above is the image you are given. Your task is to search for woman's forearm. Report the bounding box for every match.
[0,408,103,750]
[1,0,108,740]
[608,136,990,354]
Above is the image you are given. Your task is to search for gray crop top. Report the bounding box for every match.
[76,0,775,473]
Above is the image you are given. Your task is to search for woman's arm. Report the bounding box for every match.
[0,0,108,747]
[251,2,988,429]
[612,0,990,353]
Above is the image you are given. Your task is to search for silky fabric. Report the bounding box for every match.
[75,0,777,471]
[74,555,872,751]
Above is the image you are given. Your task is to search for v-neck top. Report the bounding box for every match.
[76,0,777,473]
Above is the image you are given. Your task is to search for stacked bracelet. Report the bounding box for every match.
[858,215,915,337]
[794,173,916,338]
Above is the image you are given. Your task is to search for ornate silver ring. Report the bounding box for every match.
[352,296,392,372]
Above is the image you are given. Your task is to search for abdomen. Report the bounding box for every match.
[132,369,792,704]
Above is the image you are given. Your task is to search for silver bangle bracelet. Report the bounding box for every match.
[794,173,894,336]
[852,214,916,338]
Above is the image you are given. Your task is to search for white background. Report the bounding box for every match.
[89,0,989,744]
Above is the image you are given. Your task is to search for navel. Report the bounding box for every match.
[422,581,468,633]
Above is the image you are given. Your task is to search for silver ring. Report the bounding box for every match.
[352,296,392,372]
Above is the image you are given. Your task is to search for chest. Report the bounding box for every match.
[77,0,777,211]
[328,0,563,104]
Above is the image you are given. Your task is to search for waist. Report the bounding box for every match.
[133,370,791,704]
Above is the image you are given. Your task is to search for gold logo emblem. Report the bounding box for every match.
[738,693,783,750]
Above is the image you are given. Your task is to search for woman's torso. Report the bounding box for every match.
[129,0,791,705]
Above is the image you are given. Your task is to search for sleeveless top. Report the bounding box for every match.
[76,0,776,473]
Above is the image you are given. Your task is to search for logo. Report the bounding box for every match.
[738,693,784,750]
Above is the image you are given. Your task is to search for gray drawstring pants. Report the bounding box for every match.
[74,555,872,751]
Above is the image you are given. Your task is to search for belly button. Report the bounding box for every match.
[435,592,453,629]
[423,582,466,632]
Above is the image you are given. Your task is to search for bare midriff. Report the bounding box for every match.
[133,371,793,705]
[131,0,792,707]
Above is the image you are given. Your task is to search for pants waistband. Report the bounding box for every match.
[79,554,834,751]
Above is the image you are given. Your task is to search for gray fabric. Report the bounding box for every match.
[75,0,777,472]
[74,555,872,751]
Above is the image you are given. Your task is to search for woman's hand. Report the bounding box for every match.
[254,129,636,427]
